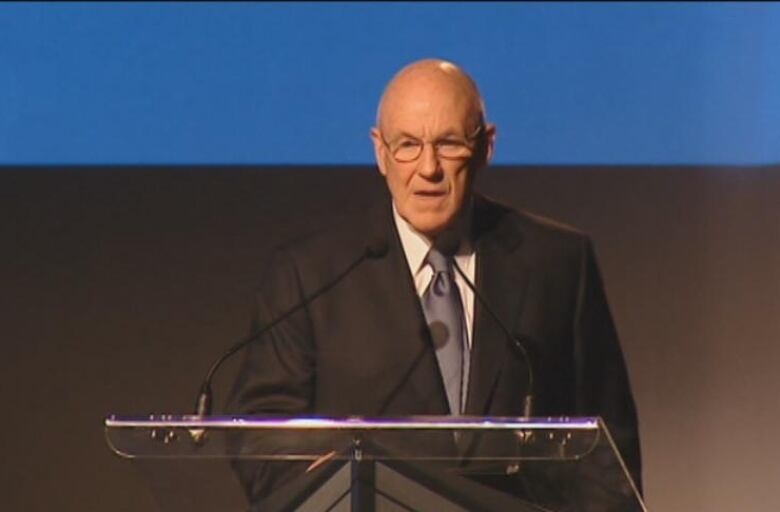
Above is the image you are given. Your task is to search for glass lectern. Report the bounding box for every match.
[105,415,645,511]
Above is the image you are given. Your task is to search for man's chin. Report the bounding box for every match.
[406,212,454,238]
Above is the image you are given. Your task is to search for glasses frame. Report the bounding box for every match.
[379,124,485,163]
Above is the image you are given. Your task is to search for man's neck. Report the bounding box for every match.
[392,200,474,254]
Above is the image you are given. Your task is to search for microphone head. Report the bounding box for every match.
[195,382,213,417]
[365,234,388,259]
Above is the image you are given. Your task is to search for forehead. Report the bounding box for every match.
[380,76,479,136]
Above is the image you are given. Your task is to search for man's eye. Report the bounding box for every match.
[397,140,421,148]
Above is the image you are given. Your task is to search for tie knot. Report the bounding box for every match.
[426,247,452,274]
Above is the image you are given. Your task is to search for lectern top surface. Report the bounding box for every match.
[105,415,600,430]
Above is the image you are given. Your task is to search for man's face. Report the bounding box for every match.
[371,80,494,238]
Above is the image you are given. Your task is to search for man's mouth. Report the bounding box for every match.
[414,190,447,197]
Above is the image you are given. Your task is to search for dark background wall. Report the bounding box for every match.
[3,166,779,511]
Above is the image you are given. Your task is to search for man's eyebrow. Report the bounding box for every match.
[392,130,421,139]
[434,130,472,141]
[392,129,465,139]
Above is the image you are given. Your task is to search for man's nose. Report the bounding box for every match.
[417,142,442,179]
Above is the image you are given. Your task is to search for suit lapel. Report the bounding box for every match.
[464,197,530,415]
[365,201,450,416]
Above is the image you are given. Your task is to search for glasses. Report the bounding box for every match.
[380,125,484,163]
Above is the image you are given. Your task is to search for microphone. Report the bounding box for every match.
[451,260,535,418]
[193,234,388,419]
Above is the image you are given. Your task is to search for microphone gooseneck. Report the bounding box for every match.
[451,260,535,417]
[194,236,388,418]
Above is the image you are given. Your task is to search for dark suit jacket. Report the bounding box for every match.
[226,194,641,504]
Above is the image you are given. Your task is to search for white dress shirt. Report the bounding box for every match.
[392,204,476,349]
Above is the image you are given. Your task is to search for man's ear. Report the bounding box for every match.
[483,122,497,164]
[370,128,388,177]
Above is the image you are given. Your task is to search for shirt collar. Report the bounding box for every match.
[393,203,432,277]
[392,200,474,277]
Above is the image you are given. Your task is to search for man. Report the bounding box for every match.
[228,59,641,506]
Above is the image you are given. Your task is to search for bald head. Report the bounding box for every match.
[376,59,486,132]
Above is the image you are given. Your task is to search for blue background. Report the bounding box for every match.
[2,2,779,165]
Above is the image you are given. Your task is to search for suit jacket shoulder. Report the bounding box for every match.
[267,199,391,295]
[473,195,589,253]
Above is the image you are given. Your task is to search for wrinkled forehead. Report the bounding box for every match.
[377,66,484,135]
[383,92,478,135]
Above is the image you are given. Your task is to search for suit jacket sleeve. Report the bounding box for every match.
[573,236,642,493]
[228,247,316,416]
[225,247,317,504]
